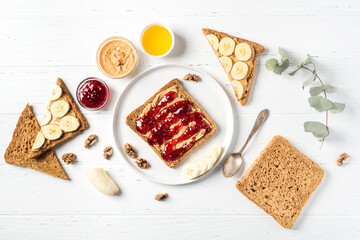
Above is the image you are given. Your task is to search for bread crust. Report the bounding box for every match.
[4,104,69,180]
[126,79,216,168]
[236,135,324,228]
[27,78,89,159]
[202,28,265,105]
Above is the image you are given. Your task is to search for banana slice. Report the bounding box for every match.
[50,100,70,118]
[50,85,62,101]
[231,62,248,80]
[41,124,63,140]
[32,132,45,150]
[41,110,52,126]
[219,56,233,73]
[85,168,120,195]
[219,37,235,56]
[60,116,80,132]
[235,42,253,61]
[206,34,219,51]
[231,81,244,100]
[182,144,222,180]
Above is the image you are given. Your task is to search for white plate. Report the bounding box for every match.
[113,64,234,185]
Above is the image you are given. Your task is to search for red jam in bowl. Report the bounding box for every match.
[77,77,109,110]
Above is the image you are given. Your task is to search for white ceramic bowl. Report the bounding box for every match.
[139,23,175,57]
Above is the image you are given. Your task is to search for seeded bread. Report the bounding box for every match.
[236,135,324,228]
[126,79,216,168]
[4,104,69,180]
[27,78,88,159]
[202,28,265,105]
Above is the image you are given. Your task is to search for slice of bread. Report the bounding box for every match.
[202,28,265,105]
[4,104,69,180]
[236,135,324,228]
[126,79,216,168]
[27,78,88,159]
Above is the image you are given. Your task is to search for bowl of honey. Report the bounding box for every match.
[140,24,175,57]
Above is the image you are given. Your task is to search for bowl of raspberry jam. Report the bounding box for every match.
[77,77,110,110]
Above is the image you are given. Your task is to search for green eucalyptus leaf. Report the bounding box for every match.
[273,59,289,75]
[329,102,345,113]
[325,85,337,93]
[304,121,329,138]
[309,86,325,96]
[308,96,334,112]
[302,54,313,65]
[278,47,288,61]
[265,58,278,71]
[289,65,302,76]
[302,74,316,89]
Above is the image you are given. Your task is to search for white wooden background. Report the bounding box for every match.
[0,0,359,239]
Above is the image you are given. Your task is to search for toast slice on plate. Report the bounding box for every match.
[236,135,324,228]
[4,104,69,180]
[126,79,216,168]
[202,28,265,105]
[27,78,88,159]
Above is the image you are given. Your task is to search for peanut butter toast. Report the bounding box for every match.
[4,104,69,180]
[28,78,89,159]
[202,28,265,105]
[126,79,216,168]
[236,135,324,228]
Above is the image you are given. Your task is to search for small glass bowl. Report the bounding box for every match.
[76,77,110,111]
[140,23,175,57]
[96,36,139,79]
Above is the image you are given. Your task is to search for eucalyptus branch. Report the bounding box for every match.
[265,48,345,146]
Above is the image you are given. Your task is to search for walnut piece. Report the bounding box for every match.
[124,143,137,158]
[135,158,150,169]
[84,134,97,148]
[154,193,168,201]
[337,153,350,166]
[103,146,113,160]
[183,73,200,82]
[61,153,77,164]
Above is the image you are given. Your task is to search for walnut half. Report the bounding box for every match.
[103,146,113,160]
[183,73,200,82]
[61,153,77,164]
[337,153,350,166]
[124,143,137,158]
[84,134,98,148]
[135,158,150,169]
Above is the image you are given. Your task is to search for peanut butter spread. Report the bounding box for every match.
[98,39,136,77]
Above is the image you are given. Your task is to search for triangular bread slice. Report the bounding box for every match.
[27,78,89,159]
[202,28,265,105]
[4,104,69,180]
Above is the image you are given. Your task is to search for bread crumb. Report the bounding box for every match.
[154,193,168,201]
[337,153,350,166]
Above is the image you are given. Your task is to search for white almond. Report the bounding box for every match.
[41,124,63,140]
[235,42,252,61]
[41,110,52,126]
[231,62,248,80]
[206,34,219,51]
[32,132,45,150]
[219,37,235,56]
[50,100,70,118]
[50,85,62,101]
[219,56,233,73]
[60,116,80,132]
[85,168,120,195]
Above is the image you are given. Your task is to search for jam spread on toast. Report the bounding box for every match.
[136,91,210,161]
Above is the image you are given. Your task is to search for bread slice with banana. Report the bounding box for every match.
[202,28,265,105]
[28,78,88,159]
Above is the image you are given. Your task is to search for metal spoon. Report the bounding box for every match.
[222,109,269,178]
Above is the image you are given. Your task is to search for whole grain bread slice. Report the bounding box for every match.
[202,28,265,105]
[4,104,69,180]
[126,79,216,168]
[27,78,88,159]
[236,135,324,228]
